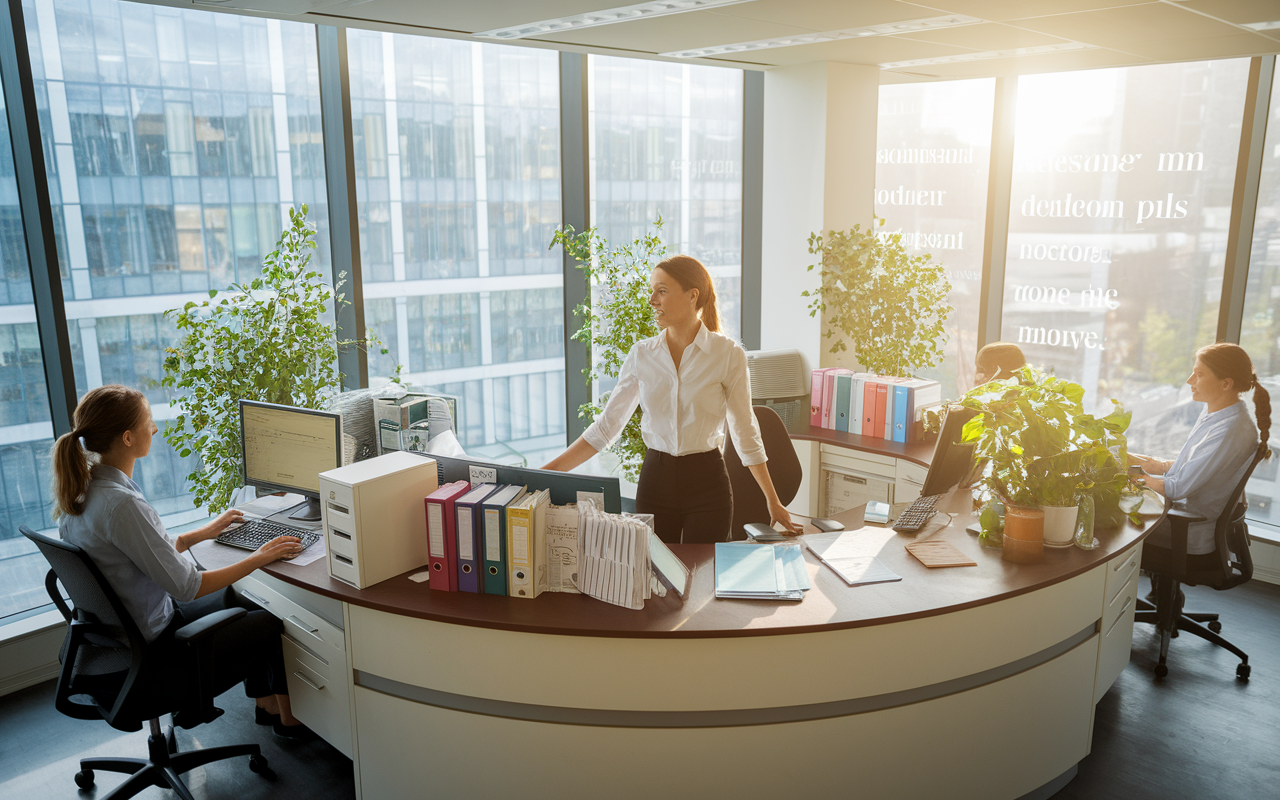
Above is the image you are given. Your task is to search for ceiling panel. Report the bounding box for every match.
[530,10,815,52]
[708,0,940,30]
[1176,0,1280,25]
[1009,3,1245,48]
[756,35,981,66]
[894,46,1149,79]
[902,0,1158,23]
[892,22,1070,50]
[1123,32,1280,60]
[339,1,624,33]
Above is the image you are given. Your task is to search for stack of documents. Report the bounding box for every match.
[544,504,581,593]
[803,528,903,587]
[577,501,654,610]
[714,542,811,601]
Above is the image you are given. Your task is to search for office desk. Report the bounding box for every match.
[245,498,1157,800]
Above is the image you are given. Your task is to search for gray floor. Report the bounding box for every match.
[1,575,1278,799]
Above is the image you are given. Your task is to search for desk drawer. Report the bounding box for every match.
[236,575,346,666]
[820,445,898,480]
[1096,577,1138,703]
[282,634,352,758]
[1103,568,1139,635]
[1104,544,1142,603]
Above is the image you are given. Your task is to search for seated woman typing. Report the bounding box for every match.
[1130,343,1271,572]
[55,385,314,739]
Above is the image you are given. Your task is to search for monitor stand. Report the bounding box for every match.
[288,496,323,522]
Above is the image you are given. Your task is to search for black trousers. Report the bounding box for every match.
[154,587,287,700]
[635,448,733,544]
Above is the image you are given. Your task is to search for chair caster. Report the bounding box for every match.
[1154,663,1169,678]
[1237,663,1251,680]
[74,769,94,789]
[249,754,274,779]
[1209,621,1222,633]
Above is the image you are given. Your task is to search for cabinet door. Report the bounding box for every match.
[283,633,353,757]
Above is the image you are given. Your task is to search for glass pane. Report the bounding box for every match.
[1240,71,1280,530]
[1002,60,1250,458]
[0,70,57,620]
[351,32,566,466]
[24,0,327,530]
[875,78,994,399]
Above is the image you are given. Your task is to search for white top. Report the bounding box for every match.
[1163,400,1259,555]
[59,464,201,642]
[582,323,767,466]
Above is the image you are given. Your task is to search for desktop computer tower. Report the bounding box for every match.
[319,451,439,589]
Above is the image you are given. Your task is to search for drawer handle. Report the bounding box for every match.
[242,590,268,607]
[1106,596,1135,637]
[286,615,320,635]
[331,529,352,540]
[1114,554,1137,572]
[293,671,324,692]
[327,502,350,516]
[334,553,354,566]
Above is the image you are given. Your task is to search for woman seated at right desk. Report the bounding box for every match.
[1130,343,1270,572]
[972,341,1026,386]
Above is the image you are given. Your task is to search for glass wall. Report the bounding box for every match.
[349,31,565,466]
[1003,60,1250,458]
[588,56,743,345]
[875,79,994,399]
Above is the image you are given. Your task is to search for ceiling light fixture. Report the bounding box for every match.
[1243,20,1280,32]
[661,15,982,58]
[474,0,756,40]
[879,42,1094,70]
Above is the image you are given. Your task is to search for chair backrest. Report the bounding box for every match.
[723,405,804,539]
[1198,441,1269,589]
[20,526,147,726]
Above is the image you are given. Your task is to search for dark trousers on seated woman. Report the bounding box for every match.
[1140,516,1222,576]
[636,448,733,544]
[152,587,288,703]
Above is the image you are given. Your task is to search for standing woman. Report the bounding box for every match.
[1130,343,1271,572]
[544,255,800,544]
[54,385,313,738]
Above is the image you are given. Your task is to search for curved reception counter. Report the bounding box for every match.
[245,482,1155,800]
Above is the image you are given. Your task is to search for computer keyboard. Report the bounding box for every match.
[892,494,940,533]
[215,519,320,554]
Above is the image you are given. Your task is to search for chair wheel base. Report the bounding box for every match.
[74,769,94,789]
[1209,620,1222,633]
[249,754,273,778]
[1154,663,1169,678]
[1237,663,1251,680]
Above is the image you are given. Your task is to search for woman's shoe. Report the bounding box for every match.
[255,706,280,726]
[273,720,318,741]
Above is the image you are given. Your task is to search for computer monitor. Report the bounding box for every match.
[920,406,982,497]
[420,451,623,513]
[240,400,343,521]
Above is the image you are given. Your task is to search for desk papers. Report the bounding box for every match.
[577,501,654,610]
[544,504,581,593]
[714,542,809,601]
[802,528,903,587]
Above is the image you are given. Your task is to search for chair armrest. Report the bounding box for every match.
[173,608,246,645]
[1167,508,1206,523]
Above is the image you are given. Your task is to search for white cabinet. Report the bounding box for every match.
[1094,543,1142,703]
[812,443,929,517]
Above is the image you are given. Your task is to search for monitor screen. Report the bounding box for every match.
[921,406,981,497]
[240,400,343,498]
[421,451,623,513]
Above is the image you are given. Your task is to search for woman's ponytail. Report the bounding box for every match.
[52,429,92,519]
[654,255,720,333]
[1253,374,1271,458]
[51,385,150,518]
[1196,343,1271,458]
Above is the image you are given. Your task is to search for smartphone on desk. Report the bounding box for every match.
[744,523,788,542]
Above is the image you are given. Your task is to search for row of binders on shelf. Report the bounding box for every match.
[423,481,667,609]
[809,368,942,443]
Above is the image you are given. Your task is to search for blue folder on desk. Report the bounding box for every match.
[714,542,809,601]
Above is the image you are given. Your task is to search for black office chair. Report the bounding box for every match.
[20,526,271,799]
[724,405,804,540]
[1133,442,1268,680]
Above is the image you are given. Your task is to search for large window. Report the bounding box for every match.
[875,79,994,399]
[1003,60,1250,459]
[350,31,566,466]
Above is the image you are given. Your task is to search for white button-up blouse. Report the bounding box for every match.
[582,323,767,466]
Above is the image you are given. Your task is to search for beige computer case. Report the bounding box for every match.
[319,451,438,589]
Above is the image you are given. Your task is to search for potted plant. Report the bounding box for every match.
[161,205,355,512]
[550,219,665,482]
[803,219,952,377]
[958,366,1132,560]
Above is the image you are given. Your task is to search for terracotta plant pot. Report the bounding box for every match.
[1041,504,1079,549]
[1002,505,1044,563]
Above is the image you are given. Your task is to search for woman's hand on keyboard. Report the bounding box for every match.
[256,534,305,563]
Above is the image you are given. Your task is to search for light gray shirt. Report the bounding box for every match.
[1163,400,1258,555]
[59,464,201,642]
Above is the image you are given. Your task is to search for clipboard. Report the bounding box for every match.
[649,532,691,600]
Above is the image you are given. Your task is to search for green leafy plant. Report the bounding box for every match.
[161,205,350,512]
[958,366,1135,529]
[550,219,665,482]
[804,219,952,377]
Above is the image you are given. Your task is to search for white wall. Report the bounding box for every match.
[760,62,879,371]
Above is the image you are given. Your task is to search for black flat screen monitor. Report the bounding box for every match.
[920,406,981,497]
[240,400,343,521]
[418,451,622,514]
